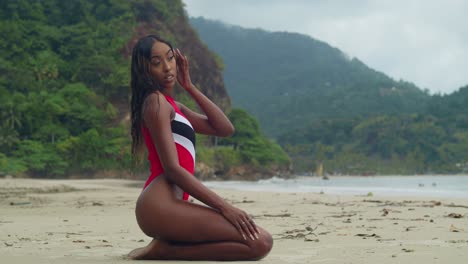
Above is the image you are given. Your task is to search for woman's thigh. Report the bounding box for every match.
[135,175,260,244]
[136,175,271,246]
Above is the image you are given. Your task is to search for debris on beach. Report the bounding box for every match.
[446,213,463,218]
[304,235,319,242]
[362,199,383,203]
[9,201,31,206]
[381,208,389,216]
[263,213,292,217]
[445,203,468,209]
[447,240,468,243]
[449,224,464,232]
[278,224,322,241]
[355,233,381,239]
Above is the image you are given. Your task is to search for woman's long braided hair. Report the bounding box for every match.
[130,35,174,163]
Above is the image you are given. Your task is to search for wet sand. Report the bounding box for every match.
[1,178,467,263]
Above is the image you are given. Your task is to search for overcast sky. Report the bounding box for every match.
[183,0,467,95]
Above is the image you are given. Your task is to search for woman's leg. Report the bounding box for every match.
[129,175,273,261]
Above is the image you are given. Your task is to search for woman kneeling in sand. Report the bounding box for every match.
[127,35,273,261]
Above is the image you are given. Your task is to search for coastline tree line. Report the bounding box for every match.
[280,91,468,175]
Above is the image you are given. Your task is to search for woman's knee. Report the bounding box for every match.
[249,230,273,260]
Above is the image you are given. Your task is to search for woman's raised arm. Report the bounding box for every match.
[175,48,234,137]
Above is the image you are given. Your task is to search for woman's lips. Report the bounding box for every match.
[164,75,175,82]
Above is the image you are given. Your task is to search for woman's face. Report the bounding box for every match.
[149,41,176,89]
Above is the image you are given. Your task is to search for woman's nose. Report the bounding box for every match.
[163,60,171,71]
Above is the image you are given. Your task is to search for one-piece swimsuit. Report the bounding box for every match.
[141,94,196,200]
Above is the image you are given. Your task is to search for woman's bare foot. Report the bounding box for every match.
[127,239,169,260]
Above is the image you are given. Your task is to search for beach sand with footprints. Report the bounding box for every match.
[1,178,467,263]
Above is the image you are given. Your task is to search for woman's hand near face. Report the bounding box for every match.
[174,48,235,137]
[175,48,193,90]
[220,203,259,241]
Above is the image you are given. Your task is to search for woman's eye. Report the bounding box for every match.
[151,60,161,66]
[168,55,174,61]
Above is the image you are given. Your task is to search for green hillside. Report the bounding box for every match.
[190,17,430,137]
[191,17,467,174]
[0,0,289,178]
[280,85,468,174]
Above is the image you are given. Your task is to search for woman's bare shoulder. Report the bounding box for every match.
[142,92,163,111]
[143,92,174,122]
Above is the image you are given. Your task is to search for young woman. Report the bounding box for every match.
[128,35,273,261]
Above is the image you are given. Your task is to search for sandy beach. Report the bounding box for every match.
[1,178,467,263]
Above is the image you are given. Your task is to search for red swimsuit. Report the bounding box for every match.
[141,94,196,200]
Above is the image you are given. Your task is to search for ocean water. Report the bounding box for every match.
[203,175,468,198]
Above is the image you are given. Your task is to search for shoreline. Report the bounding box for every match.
[1,178,467,263]
[204,175,468,199]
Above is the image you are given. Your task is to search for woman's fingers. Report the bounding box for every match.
[175,50,186,86]
[245,217,259,238]
[237,211,257,240]
[176,49,187,66]
[234,221,247,240]
[175,49,183,67]
[175,48,192,89]
[222,205,257,241]
[240,219,255,240]
[241,216,258,240]
[176,50,185,69]
[249,216,260,234]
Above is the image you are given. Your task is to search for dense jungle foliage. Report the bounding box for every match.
[0,0,289,177]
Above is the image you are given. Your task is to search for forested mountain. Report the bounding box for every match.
[190,17,430,137]
[428,85,468,119]
[191,17,467,174]
[279,85,468,174]
[0,0,289,178]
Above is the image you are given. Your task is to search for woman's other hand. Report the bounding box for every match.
[220,203,259,241]
[175,48,193,90]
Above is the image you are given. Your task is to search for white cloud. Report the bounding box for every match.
[183,0,468,94]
